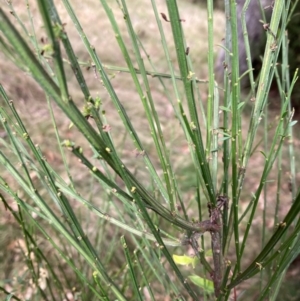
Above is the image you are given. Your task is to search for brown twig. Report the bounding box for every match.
[182,196,228,297]
[210,196,228,297]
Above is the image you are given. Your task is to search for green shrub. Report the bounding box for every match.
[0,0,299,300]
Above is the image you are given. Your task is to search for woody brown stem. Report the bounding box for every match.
[209,196,227,297]
[211,217,223,297]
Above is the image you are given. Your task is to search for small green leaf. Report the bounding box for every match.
[260,151,266,158]
[205,249,213,257]
[237,101,245,110]
[289,120,298,127]
[222,131,232,137]
[173,254,198,268]
[5,294,14,301]
[188,275,214,294]
[219,106,231,112]
[219,136,231,142]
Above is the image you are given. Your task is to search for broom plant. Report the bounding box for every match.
[0,0,299,300]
